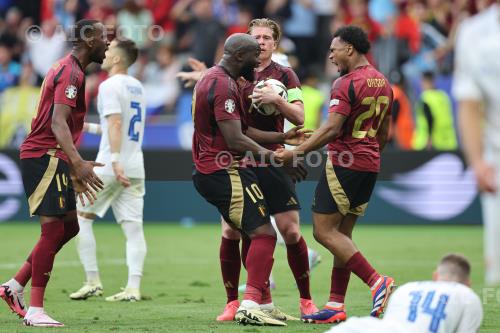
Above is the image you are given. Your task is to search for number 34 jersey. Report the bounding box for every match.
[383,281,483,333]
[96,74,146,179]
[328,65,393,173]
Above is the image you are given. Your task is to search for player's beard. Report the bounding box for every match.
[241,64,255,81]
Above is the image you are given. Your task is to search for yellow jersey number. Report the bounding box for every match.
[352,95,390,139]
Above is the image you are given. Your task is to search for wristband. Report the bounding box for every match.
[111,152,120,163]
[87,123,100,134]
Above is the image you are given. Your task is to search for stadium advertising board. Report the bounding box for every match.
[0,150,481,224]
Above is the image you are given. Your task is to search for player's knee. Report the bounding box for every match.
[222,226,241,240]
[281,227,301,244]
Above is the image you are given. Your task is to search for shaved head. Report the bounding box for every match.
[224,33,260,56]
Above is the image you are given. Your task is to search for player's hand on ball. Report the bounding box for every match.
[112,162,131,188]
[250,83,279,105]
[283,125,313,146]
[72,159,105,192]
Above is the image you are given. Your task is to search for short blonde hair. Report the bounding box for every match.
[247,18,282,43]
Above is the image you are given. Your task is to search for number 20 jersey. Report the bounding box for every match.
[328,65,393,173]
[384,281,483,333]
[95,74,146,179]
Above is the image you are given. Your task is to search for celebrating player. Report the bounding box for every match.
[0,19,108,327]
[453,0,500,287]
[69,38,147,302]
[325,254,483,333]
[192,32,308,326]
[276,25,395,323]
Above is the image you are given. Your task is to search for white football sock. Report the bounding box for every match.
[26,306,43,318]
[121,221,147,290]
[241,300,259,309]
[6,278,24,292]
[76,217,100,280]
[260,302,274,310]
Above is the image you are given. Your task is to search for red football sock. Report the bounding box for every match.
[243,235,276,304]
[30,221,65,307]
[56,218,80,251]
[329,267,351,303]
[345,252,380,288]
[241,236,251,269]
[220,237,241,303]
[286,237,311,299]
[14,261,32,287]
[261,282,272,304]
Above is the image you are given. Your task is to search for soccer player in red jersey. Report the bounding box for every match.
[192,33,308,326]
[0,19,108,327]
[215,18,318,322]
[277,25,395,323]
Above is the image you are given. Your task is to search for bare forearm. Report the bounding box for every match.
[458,102,484,166]
[230,135,274,161]
[276,99,304,125]
[52,120,82,164]
[246,127,284,144]
[295,124,336,154]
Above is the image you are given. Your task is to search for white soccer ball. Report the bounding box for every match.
[252,79,288,116]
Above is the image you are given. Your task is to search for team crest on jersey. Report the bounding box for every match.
[65,85,77,99]
[224,99,236,113]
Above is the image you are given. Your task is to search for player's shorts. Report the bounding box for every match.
[21,153,76,217]
[193,167,270,234]
[325,317,404,333]
[249,165,300,214]
[312,159,377,216]
[77,175,145,223]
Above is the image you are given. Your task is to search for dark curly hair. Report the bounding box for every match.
[333,25,370,55]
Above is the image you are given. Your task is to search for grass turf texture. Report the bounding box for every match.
[0,223,497,332]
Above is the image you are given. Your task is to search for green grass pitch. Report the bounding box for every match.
[0,223,497,332]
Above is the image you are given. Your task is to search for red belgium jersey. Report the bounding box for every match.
[328,65,393,173]
[20,53,86,162]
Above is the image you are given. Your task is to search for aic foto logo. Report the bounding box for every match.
[0,153,23,222]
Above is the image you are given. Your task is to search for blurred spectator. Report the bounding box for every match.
[368,0,397,24]
[412,71,457,150]
[283,0,318,68]
[145,0,176,42]
[300,66,325,130]
[53,0,78,29]
[0,63,38,148]
[172,0,225,67]
[117,0,153,50]
[0,0,13,17]
[342,0,382,43]
[313,0,337,70]
[389,73,414,150]
[0,6,24,62]
[226,6,253,36]
[372,17,411,80]
[395,0,421,54]
[26,18,66,80]
[0,41,21,93]
[139,44,181,115]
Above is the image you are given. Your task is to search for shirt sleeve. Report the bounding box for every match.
[99,81,122,117]
[214,78,242,122]
[452,22,483,101]
[53,64,83,109]
[284,68,303,103]
[328,77,351,116]
[455,290,483,333]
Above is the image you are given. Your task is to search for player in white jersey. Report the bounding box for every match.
[325,254,483,333]
[452,1,500,286]
[69,38,147,302]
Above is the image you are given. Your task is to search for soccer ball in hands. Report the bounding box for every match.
[251,79,287,116]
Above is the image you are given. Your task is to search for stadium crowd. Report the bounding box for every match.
[0,0,491,149]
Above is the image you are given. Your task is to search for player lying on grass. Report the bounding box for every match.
[325,253,483,333]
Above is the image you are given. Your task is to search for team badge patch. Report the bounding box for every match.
[65,85,77,99]
[225,99,235,113]
[329,98,340,107]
